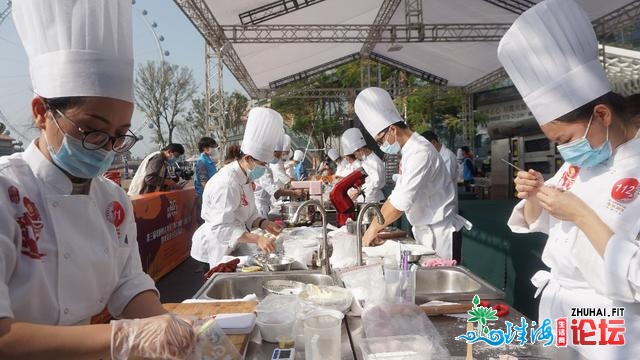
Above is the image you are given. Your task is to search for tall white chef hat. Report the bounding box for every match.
[12,0,135,103]
[355,87,404,137]
[242,107,284,162]
[293,150,304,162]
[277,134,291,152]
[341,128,367,156]
[327,148,339,161]
[497,0,610,126]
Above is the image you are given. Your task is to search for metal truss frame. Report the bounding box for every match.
[174,0,261,98]
[239,0,326,25]
[592,0,640,38]
[269,52,360,89]
[220,23,511,43]
[360,0,402,58]
[268,86,415,99]
[463,67,508,94]
[480,0,535,15]
[370,52,447,85]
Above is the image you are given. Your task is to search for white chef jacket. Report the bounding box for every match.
[191,160,262,267]
[508,138,640,359]
[358,153,385,203]
[0,141,156,325]
[284,160,296,179]
[254,167,280,218]
[388,133,470,259]
[270,160,290,188]
[439,144,459,213]
[335,159,348,178]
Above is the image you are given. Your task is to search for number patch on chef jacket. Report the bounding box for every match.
[611,178,639,202]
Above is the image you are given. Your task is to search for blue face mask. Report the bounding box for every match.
[556,115,611,168]
[269,157,280,164]
[379,131,401,155]
[46,133,115,179]
[248,163,267,180]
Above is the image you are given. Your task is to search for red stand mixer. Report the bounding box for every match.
[330,167,368,226]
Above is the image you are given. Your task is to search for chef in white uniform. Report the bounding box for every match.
[338,133,363,178]
[499,0,640,358]
[340,128,385,203]
[0,1,196,358]
[255,132,307,217]
[357,87,471,259]
[271,134,293,186]
[191,107,284,267]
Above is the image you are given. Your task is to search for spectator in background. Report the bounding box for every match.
[194,137,218,224]
[128,143,185,195]
[293,149,307,181]
[460,146,475,192]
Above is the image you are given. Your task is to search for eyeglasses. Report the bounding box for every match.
[375,129,389,146]
[49,107,138,153]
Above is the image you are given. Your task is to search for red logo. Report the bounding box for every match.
[611,178,639,203]
[570,318,625,346]
[240,188,249,207]
[17,197,46,259]
[106,201,125,227]
[558,165,580,191]
[8,186,20,204]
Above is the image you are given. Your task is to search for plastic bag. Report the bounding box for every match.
[329,229,358,269]
[255,294,299,323]
[192,318,242,360]
[361,304,449,358]
[336,264,385,314]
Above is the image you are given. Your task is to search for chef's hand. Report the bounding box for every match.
[257,235,276,253]
[362,228,384,247]
[348,188,359,200]
[111,314,196,360]
[261,220,283,236]
[536,186,585,222]
[293,188,307,200]
[514,169,544,200]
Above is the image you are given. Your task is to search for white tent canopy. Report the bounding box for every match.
[175,0,638,97]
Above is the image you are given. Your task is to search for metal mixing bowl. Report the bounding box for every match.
[264,254,296,271]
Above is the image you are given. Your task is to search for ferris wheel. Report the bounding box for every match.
[0,0,170,145]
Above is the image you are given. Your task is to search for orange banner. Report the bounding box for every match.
[130,187,198,281]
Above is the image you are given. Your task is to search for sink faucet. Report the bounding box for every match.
[291,199,331,276]
[356,203,385,266]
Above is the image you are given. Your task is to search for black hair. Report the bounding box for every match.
[625,94,640,122]
[557,92,628,124]
[225,144,243,164]
[379,121,409,136]
[41,96,87,111]
[163,143,185,155]
[198,137,217,152]
[461,146,470,153]
[345,154,356,161]
[421,130,439,142]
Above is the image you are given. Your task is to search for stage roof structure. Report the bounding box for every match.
[174,0,640,98]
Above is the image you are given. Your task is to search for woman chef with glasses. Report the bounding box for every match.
[0,0,198,358]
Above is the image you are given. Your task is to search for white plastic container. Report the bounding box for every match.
[303,309,344,360]
[256,315,295,343]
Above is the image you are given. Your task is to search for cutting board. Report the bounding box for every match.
[163,301,258,355]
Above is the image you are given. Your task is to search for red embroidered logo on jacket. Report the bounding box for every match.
[8,186,19,204]
[611,178,639,203]
[106,201,125,238]
[240,188,249,207]
[558,165,580,191]
[17,197,46,259]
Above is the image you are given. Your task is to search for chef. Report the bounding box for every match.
[357,87,471,259]
[340,128,386,203]
[255,131,307,218]
[191,107,284,267]
[499,0,640,358]
[338,133,363,180]
[292,149,307,181]
[271,134,294,186]
[0,0,196,358]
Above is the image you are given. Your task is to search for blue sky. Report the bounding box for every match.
[0,0,244,157]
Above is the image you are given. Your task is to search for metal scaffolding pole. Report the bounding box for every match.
[205,44,227,149]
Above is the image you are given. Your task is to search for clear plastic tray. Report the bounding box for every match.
[360,335,433,360]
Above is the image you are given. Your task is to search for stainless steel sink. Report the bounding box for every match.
[194,271,335,300]
[415,266,504,303]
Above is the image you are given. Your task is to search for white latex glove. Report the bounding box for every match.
[111,314,197,360]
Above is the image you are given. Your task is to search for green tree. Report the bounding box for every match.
[135,61,197,147]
